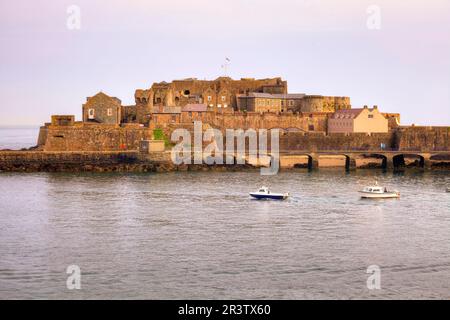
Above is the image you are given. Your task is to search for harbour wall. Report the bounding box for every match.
[0,151,254,173]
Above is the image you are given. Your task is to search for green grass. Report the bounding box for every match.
[153,128,172,147]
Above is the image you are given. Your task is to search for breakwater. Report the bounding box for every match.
[1,150,449,173]
[0,151,255,173]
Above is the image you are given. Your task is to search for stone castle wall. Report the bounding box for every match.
[203,112,328,132]
[395,126,450,151]
[35,113,450,153]
[279,132,395,152]
[38,123,153,152]
[300,96,351,113]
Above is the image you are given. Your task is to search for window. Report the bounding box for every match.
[88,109,95,119]
[221,96,226,102]
[289,100,294,106]
[217,104,222,108]
[207,96,212,102]
[107,108,112,116]
[368,114,374,118]
[171,115,177,122]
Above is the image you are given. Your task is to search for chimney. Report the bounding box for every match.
[373,105,378,110]
[363,105,368,109]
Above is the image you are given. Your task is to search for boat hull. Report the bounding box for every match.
[360,192,400,199]
[249,193,288,200]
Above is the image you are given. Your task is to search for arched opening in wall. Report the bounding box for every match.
[392,154,426,168]
[280,155,309,169]
[175,97,180,105]
[402,154,425,168]
[183,90,190,97]
[393,154,406,168]
[430,154,450,168]
[318,155,347,168]
[155,97,162,104]
[357,154,386,169]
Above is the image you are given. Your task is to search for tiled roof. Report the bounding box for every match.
[182,104,208,112]
[239,92,305,99]
[85,92,121,105]
[331,108,364,119]
[152,106,181,114]
[272,93,306,99]
[246,92,275,98]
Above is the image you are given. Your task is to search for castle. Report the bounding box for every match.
[38,77,401,152]
[83,77,353,126]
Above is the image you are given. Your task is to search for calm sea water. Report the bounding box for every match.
[0,127,40,150]
[1,128,450,300]
[0,170,449,299]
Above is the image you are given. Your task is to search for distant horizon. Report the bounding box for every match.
[1,0,449,127]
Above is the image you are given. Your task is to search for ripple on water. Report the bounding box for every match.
[0,170,450,299]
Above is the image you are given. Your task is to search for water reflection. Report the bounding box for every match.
[0,170,449,299]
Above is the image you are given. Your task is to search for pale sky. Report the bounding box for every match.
[0,0,449,126]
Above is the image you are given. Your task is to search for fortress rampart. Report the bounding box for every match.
[3,76,448,172]
[34,114,450,153]
[37,122,153,152]
[175,111,329,132]
[300,96,351,113]
[394,126,450,151]
[279,132,395,152]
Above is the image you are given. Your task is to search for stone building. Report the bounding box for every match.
[51,115,75,126]
[236,92,350,114]
[237,93,308,113]
[82,92,122,125]
[134,89,152,124]
[151,106,181,127]
[383,113,401,129]
[328,106,388,134]
[76,77,394,139]
[299,95,351,113]
[132,77,288,124]
[121,77,354,127]
[236,93,283,113]
[181,104,208,123]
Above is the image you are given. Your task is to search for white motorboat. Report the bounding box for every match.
[249,186,289,200]
[359,182,400,199]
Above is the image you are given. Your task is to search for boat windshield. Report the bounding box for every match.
[366,187,383,193]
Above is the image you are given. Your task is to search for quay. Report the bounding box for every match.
[1,149,449,172]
